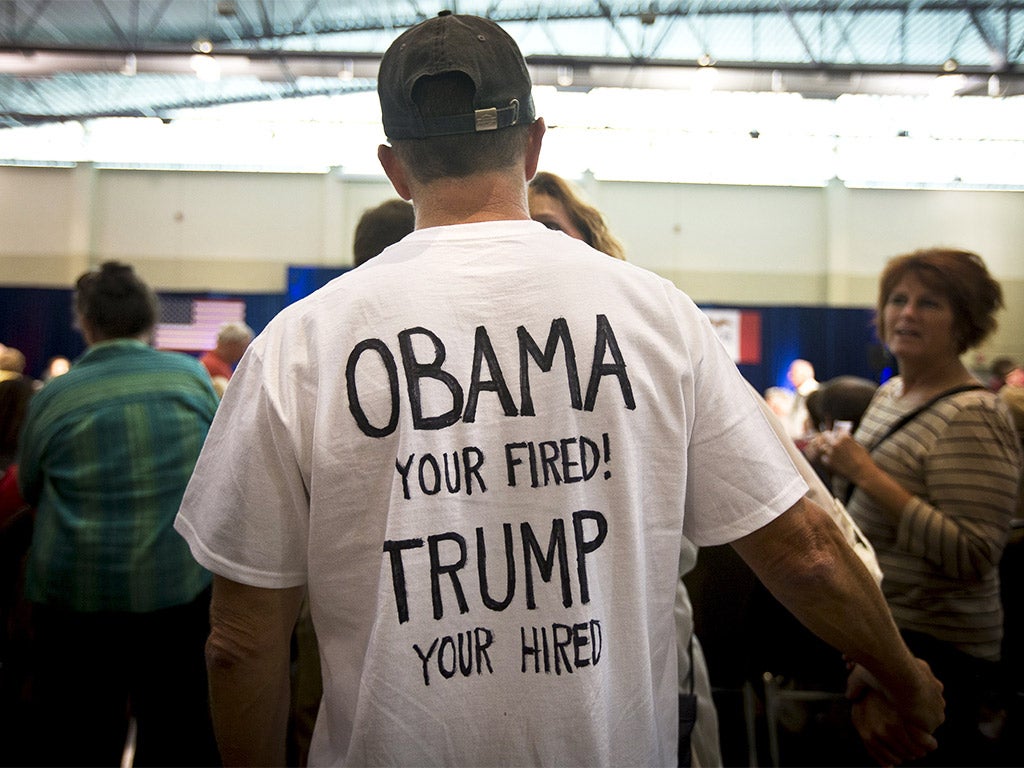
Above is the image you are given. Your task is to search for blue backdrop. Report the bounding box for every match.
[2,273,888,394]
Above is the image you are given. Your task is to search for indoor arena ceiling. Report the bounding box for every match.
[1,0,1023,128]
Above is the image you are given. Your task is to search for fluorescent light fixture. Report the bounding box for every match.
[930,74,967,98]
[1,89,1021,188]
[190,54,220,82]
[692,66,718,93]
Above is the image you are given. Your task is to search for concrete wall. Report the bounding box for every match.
[2,163,1021,364]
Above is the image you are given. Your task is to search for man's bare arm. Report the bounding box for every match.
[731,496,944,760]
[206,574,306,767]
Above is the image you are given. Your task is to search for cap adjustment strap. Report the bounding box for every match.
[418,98,522,137]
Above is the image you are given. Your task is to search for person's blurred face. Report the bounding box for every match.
[787,360,813,388]
[528,190,585,242]
[882,272,958,364]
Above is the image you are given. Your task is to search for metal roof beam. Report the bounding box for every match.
[91,0,132,48]
[140,0,175,41]
[776,1,821,65]
[6,0,53,44]
[255,0,275,38]
[597,0,644,61]
[174,2,1024,48]
[964,4,1008,66]
[645,14,684,60]
[289,0,324,34]
[829,10,863,63]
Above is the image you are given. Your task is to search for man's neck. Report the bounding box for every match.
[411,171,531,229]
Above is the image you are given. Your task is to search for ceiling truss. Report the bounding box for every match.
[0,0,1022,128]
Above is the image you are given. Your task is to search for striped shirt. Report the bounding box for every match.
[18,339,218,612]
[842,378,1022,660]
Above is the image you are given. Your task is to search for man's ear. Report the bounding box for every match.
[524,118,546,181]
[378,144,413,201]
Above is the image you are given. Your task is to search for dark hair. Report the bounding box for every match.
[876,248,1003,354]
[390,72,530,185]
[0,375,33,466]
[805,389,824,432]
[75,261,158,341]
[815,376,879,431]
[353,199,415,266]
[990,356,1017,381]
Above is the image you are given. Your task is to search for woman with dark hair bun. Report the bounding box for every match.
[17,261,221,766]
[810,247,1022,765]
[73,260,159,341]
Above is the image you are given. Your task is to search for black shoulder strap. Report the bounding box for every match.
[841,383,985,506]
[867,383,986,454]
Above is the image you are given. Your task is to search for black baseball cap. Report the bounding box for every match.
[377,11,536,141]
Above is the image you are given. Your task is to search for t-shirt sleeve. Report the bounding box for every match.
[175,338,310,588]
[676,299,808,546]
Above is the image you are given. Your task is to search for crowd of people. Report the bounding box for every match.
[1,12,1022,768]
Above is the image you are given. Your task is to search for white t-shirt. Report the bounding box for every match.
[175,220,806,766]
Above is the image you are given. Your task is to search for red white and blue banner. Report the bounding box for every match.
[701,308,761,365]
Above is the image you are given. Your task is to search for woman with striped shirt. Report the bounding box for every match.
[810,248,1022,765]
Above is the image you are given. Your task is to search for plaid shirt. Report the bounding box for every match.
[19,339,218,612]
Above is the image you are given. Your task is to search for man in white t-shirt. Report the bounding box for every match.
[175,13,943,767]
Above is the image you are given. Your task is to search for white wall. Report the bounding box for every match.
[1,163,1020,363]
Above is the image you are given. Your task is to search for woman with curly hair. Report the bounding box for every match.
[810,247,1021,765]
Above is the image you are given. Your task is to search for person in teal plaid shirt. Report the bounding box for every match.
[17,261,220,766]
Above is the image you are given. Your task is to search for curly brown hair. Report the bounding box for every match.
[876,247,1004,354]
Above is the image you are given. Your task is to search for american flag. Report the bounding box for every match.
[154,297,246,352]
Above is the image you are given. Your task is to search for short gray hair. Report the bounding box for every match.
[218,321,254,345]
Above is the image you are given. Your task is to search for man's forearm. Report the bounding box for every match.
[731,497,941,720]
[206,576,305,767]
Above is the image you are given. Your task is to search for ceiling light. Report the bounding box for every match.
[697,53,714,67]
[942,57,959,73]
[192,38,214,54]
[556,66,574,88]
[692,65,718,93]
[930,73,966,97]
[988,74,1001,97]
[337,59,354,81]
[190,54,220,82]
[121,53,137,77]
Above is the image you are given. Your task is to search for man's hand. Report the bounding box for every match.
[847,662,944,766]
[816,432,873,485]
